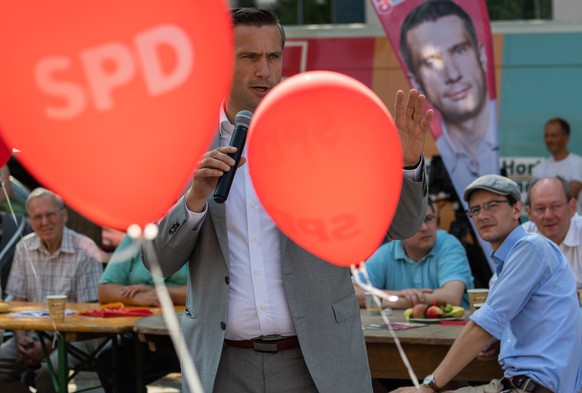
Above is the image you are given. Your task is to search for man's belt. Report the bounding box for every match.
[224,335,300,353]
[501,376,553,393]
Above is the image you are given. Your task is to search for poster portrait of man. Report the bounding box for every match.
[375,0,500,200]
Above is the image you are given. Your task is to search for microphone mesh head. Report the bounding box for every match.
[235,110,253,128]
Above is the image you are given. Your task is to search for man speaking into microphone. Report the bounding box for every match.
[213,109,252,204]
[146,7,434,393]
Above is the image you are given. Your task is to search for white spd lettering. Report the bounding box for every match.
[34,24,193,120]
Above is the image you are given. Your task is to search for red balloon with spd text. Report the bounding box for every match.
[247,71,403,267]
[0,1,232,229]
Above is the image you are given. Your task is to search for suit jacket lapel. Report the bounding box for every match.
[279,229,289,261]
[208,125,290,271]
[208,201,229,268]
[207,129,231,267]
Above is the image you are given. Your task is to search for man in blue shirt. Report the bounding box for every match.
[393,175,582,393]
[355,200,474,310]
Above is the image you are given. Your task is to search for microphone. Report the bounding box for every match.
[213,110,253,204]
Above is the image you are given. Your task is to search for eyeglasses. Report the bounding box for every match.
[465,200,509,218]
[424,214,437,225]
[30,211,61,223]
[530,202,567,216]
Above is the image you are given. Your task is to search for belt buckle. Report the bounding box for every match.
[521,379,536,392]
[500,377,514,392]
[252,335,284,353]
[511,376,536,392]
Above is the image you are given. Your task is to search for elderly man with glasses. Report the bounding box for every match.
[522,177,582,288]
[0,187,103,393]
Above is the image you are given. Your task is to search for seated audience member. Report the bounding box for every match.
[6,157,103,252]
[393,175,582,393]
[531,117,582,214]
[0,211,31,298]
[522,176,581,287]
[0,165,12,204]
[95,235,188,393]
[0,188,103,393]
[354,199,474,310]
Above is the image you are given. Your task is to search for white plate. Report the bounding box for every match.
[408,317,462,323]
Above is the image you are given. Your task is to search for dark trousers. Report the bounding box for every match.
[95,334,180,393]
[213,345,318,393]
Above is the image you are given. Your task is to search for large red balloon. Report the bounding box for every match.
[247,71,403,267]
[0,1,232,229]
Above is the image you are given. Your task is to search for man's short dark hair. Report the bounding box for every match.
[545,117,570,136]
[427,197,436,213]
[399,0,478,74]
[231,7,286,48]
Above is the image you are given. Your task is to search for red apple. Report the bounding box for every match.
[412,303,428,318]
[425,305,444,319]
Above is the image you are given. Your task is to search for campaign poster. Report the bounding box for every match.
[372,0,499,200]
[372,0,500,272]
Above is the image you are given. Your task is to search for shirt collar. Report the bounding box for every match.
[491,225,526,274]
[219,101,234,137]
[439,101,499,178]
[440,100,499,154]
[563,215,582,247]
[28,227,76,255]
[394,239,434,263]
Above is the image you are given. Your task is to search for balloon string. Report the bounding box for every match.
[351,264,420,389]
[0,175,19,226]
[142,237,204,393]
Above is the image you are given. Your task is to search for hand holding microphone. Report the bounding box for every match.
[213,110,253,204]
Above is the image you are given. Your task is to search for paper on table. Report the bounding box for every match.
[366,322,428,331]
[80,308,153,318]
[9,309,76,318]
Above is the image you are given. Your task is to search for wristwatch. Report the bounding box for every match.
[423,374,441,392]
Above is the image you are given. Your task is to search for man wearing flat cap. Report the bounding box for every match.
[393,175,582,393]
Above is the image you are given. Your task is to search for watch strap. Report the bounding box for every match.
[423,374,441,392]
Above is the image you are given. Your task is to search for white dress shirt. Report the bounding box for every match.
[186,106,424,340]
[522,215,582,288]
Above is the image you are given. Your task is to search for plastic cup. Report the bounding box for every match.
[467,289,489,312]
[47,295,67,322]
[365,292,381,315]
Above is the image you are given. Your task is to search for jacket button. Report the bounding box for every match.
[169,222,179,235]
[225,276,230,285]
[220,322,226,330]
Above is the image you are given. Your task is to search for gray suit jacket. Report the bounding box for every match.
[148,162,427,393]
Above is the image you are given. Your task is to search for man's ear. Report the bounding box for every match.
[568,197,577,217]
[62,208,68,224]
[525,205,532,219]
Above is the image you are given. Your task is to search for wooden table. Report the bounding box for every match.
[134,311,182,352]
[0,302,157,393]
[363,310,503,381]
[135,309,504,383]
